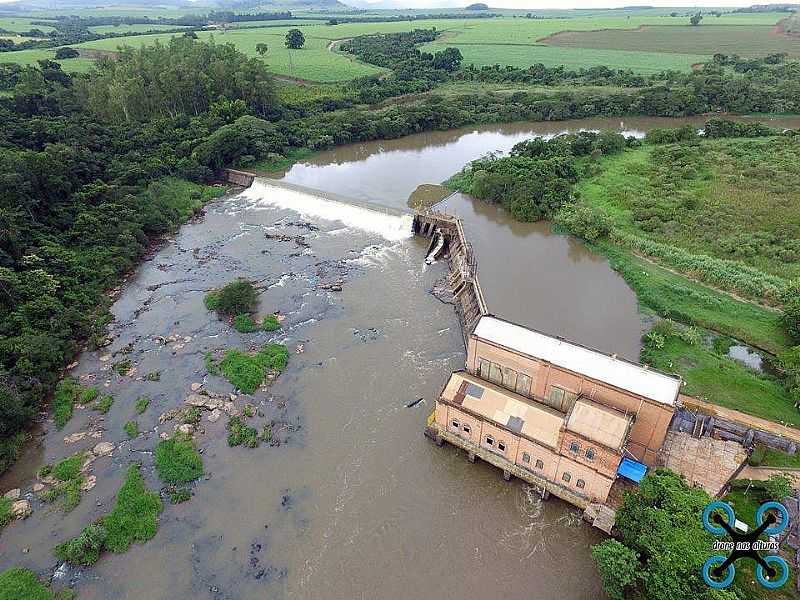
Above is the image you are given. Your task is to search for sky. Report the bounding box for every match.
[0,0,764,7]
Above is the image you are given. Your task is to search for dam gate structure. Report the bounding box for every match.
[413,210,488,344]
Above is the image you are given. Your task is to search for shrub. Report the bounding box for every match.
[0,497,12,530]
[134,396,150,414]
[678,326,702,346]
[227,416,259,448]
[764,473,792,500]
[749,445,766,466]
[93,395,114,414]
[102,464,162,553]
[203,290,220,310]
[181,407,201,425]
[54,524,108,566]
[79,387,99,405]
[53,379,80,429]
[145,371,160,381]
[0,567,54,600]
[553,203,613,242]
[53,454,83,482]
[113,360,132,375]
[213,280,258,316]
[233,314,259,333]
[124,421,139,439]
[205,352,221,376]
[784,295,800,343]
[168,487,192,504]
[262,314,281,332]
[61,479,82,512]
[219,344,289,394]
[155,438,203,484]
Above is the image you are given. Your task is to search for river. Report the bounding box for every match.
[3,114,800,600]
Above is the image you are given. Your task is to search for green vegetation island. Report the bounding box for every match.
[1,2,800,599]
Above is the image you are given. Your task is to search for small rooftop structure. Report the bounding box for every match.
[617,458,648,483]
[472,315,681,406]
[566,399,632,451]
[441,371,564,449]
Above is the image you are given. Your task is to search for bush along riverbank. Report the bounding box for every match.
[449,121,800,426]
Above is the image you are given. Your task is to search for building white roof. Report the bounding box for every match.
[473,316,680,406]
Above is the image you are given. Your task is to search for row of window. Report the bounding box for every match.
[568,441,596,461]
[449,420,588,492]
[475,358,579,414]
[477,358,532,397]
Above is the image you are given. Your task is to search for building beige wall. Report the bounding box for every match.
[559,430,620,479]
[555,455,614,503]
[444,406,483,446]
[479,420,520,464]
[467,336,673,466]
[515,437,560,481]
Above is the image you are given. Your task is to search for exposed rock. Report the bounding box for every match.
[39,475,57,486]
[80,476,97,492]
[32,483,44,493]
[11,499,31,519]
[81,455,96,473]
[222,402,239,417]
[99,354,112,363]
[191,382,202,391]
[160,432,170,440]
[64,431,88,444]
[92,441,114,457]
[159,408,181,424]
[175,423,194,435]
[66,361,79,370]
[207,409,222,423]
[296,344,304,354]
[3,488,20,500]
[185,393,224,411]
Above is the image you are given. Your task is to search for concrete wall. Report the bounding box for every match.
[466,336,673,466]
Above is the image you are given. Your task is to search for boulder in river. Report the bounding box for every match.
[11,499,31,519]
[92,441,114,457]
[3,488,20,500]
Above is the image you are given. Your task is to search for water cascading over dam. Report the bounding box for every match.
[240,178,414,242]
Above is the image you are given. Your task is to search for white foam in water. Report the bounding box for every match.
[241,180,413,242]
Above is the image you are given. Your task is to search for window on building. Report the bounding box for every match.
[576,479,586,489]
[547,386,566,411]
[489,363,503,385]
[564,391,578,413]
[498,441,506,452]
[502,367,518,391]
[485,436,494,446]
[516,373,532,397]
[451,419,460,429]
[522,452,531,464]
[585,448,595,461]
[562,472,571,483]
[569,441,580,454]
[535,459,544,469]
[462,424,471,434]
[478,358,490,380]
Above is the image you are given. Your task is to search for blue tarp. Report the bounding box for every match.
[618,458,648,483]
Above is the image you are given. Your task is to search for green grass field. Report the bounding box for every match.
[0,48,95,72]
[87,23,190,34]
[544,24,800,58]
[0,13,794,80]
[577,139,800,280]
[0,17,55,32]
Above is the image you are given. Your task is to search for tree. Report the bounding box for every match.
[432,47,462,72]
[690,13,703,26]
[764,473,793,500]
[54,47,80,60]
[183,31,198,39]
[285,29,305,50]
[601,468,728,600]
[256,43,268,56]
[783,295,800,343]
[591,540,639,600]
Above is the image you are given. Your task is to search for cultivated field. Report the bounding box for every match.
[87,23,190,34]
[544,24,800,57]
[0,12,795,81]
[0,16,55,32]
[0,47,95,72]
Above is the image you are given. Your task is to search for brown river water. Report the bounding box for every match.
[3,114,800,600]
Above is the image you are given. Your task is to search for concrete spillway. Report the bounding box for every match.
[239,177,414,242]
